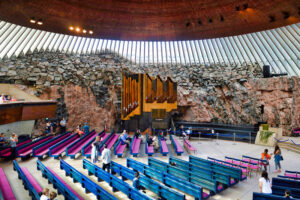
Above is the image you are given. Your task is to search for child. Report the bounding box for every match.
[91,142,98,163]
[49,191,58,200]
[261,149,271,171]
[40,188,50,200]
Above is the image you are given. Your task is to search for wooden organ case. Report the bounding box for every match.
[121,71,177,131]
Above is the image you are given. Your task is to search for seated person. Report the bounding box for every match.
[147,135,159,150]
[135,129,141,138]
[76,124,84,136]
[261,149,271,171]
[120,130,131,147]
[83,122,90,134]
[285,190,294,199]
[133,171,146,193]
[159,131,166,140]
[0,133,8,150]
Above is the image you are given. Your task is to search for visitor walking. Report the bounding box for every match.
[60,117,67,134]
[274,145,283,173]
[101,144,111,173]
[10,133,18,160]
[259,171,272,194]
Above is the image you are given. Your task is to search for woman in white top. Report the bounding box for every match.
[259,171,272,194]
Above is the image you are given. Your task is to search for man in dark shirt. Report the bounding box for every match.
[132,172,146,193]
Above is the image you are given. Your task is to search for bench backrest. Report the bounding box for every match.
[272,177,300,189]
[83,159,154,200]
[148,157,217,193]
[99,131,116,154]
[253,192,286,200]
[17,135,52,154]
[127,158,204,200]
[37,160,81,200]
[49,134,79,154]
[189,155,243,181]
[170,157,231,186]
[33,133,71,155]
[13,161,40,200]
[66,130,96,153]
[169,134,183,154]
[60,159,118,200]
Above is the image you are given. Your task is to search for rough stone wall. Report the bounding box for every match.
[0,51,299,135]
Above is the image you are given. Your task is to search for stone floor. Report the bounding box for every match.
[1,136,300,200]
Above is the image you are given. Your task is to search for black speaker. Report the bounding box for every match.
[263,65,271,78]
[260,105,264,114]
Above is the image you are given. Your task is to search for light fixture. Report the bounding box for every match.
[235,6,240,11]
[243,3,248,10]
[208,18,213,23]
[75,27,81,32]
[30,17,36,24]
[269,16,275,22]
[89,30,93,34]
[37,19,43,25]
[186,22,190,27]
[69,26,74,31]
[83,29,87,33]
[198,20,202,25]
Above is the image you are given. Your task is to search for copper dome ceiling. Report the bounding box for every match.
[0,0,299,40]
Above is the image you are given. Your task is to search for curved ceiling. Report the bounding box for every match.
[0,0,299,40]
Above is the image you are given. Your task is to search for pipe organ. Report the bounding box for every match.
[121,71,177,130]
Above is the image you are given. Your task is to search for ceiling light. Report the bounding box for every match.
[37,19,43,25]
[83,29,87,33]
[198,20,202,25]
[69,26,74,31]
[243,3,248,10]
[89,30,93,34]
[30,18,36,23]
[235,6,240,11]
[75,27,81,32]
[208,18,213,23]
[186,22,190,27]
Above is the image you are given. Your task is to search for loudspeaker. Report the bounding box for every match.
[263,65,271,78]
[260,105,264,114]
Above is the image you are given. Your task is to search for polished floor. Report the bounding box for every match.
[1,136,300,200]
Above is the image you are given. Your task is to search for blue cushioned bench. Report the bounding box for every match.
[60,159,118,200]
[189,155,245,181]
[169,157,236,187]
[159,135,169,156]
[253,192,287,200]
[49,134,80,158]
[37,160,83,200]
[66,130,98,158]
[126,158,210,200]
[130,133,142,157]
[272,177,300,198]
[169,134,184,156]
[0,168,16,200]
[13,160,40,200]
[145,133,154,156]
[81,130,106,158]
[82,159,154,200]
[33,132,72,159]
[114,137,127,158]
[148,157,221,194]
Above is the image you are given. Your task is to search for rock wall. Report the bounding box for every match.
[0,51,299,135]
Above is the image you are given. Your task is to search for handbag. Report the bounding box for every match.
[280,155,283,161]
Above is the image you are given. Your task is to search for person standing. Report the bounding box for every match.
[91,142,98,163]
[83,122,90,134]
[274,145,283,173]
[261,149,271,171]
[60,117,67,134]
[45,120,51,135]
[10,133,18,160]
[259,171,272,194]
[101,144,111,173]
[0,133,7,147]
